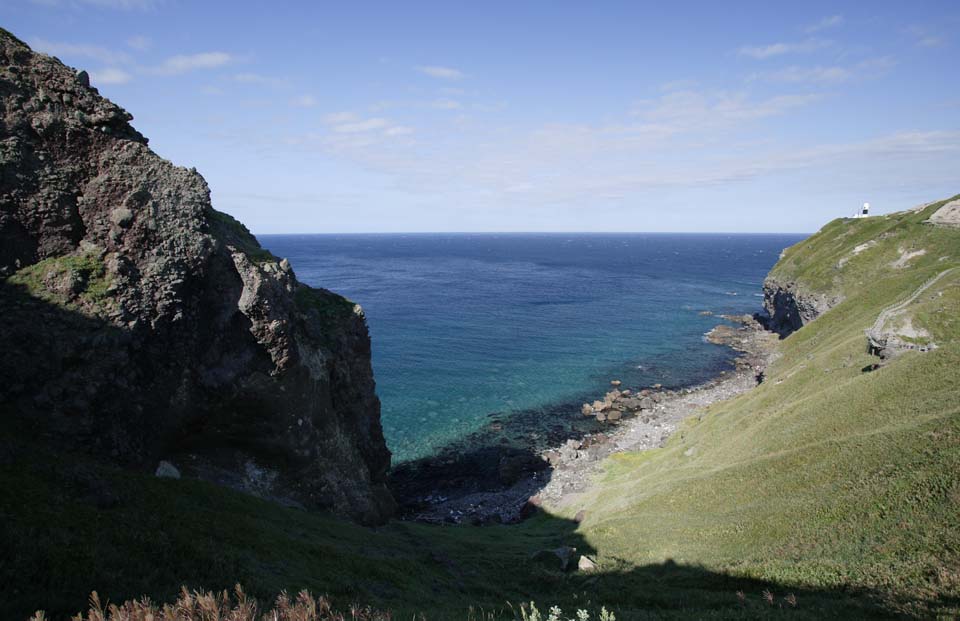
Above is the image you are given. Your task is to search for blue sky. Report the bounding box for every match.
[3,1,959,233]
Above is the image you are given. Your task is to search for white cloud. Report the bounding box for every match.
[384,126,415,136]
[633,90,822,131]
[29,38,132,65]
[80,0,158,8]
[154,52,232,75]
[907,26,944,48]
[126,35,152,50]
[317,112,413,140]
[323,111,358,124]
[90,67,132,84]
[430,98,462,110]
[738,39,828,59]
[233,72,290,87]
[417,65,464,79]
[755,65,851,83]
[332,117,390,133]
[31,0,159,8]
[805,15,844,33]
[290,94,318,107]
[750,57,894,84]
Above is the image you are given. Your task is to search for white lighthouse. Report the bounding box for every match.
[854,202,870,219]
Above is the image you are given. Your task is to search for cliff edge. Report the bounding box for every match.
[0,28,395,524]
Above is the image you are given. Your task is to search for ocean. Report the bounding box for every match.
[258,233,803,463]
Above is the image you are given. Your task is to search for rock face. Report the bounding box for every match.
[759,277,839,338]
[0,29,395,524]
[927,199,960,228]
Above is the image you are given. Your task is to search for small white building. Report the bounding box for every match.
[853,202,870,219]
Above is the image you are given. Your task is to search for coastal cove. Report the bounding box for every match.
[259,233,804,464]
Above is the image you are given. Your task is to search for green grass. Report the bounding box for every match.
[6,251,114,313]
[208,208,278,264]
[564,199,960,617]
[3,198,959,619]
[294,285,356,320]
[0,441,899,620]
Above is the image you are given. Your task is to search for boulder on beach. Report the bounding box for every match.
[621,389,632,396]
[592,400,605,411]
[639,397,655,410]
[581,403,594,416]
[610,379,622,386]
[607,410,622,421]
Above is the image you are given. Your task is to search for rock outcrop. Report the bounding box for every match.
[759,277,839,338]
[927,198,960,228]
[0,28,395,524]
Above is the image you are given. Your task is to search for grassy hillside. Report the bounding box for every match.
[2,197,958,620]
[566,196,960,617]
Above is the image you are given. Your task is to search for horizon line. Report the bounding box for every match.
[254,230,813,236]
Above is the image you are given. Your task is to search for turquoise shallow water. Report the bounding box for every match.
[259,233,803,463]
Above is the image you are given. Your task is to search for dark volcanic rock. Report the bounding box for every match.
[0,28,394,524]
[759,277,839,338]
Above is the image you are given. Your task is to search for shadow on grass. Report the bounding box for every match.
[0,437,943,620]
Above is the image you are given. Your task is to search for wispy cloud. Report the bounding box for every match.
[384,126,415,136]
[31,0,160,9]
[331,117,390,133]
[153,52,232,75]
[317,112,415,143]
[290,94,318,108]
[429,98,462,110]
[906,26,944,48]
[233,72,290,87]
[805,15,844,33]
[750,57,895,84]
[753,65,851,83]
[738,38,829,59]
[417,65,464,79]
[632,90,822,131]
[29,38,132,65]
[323,111,358,124]
[126,35,152,50]
[90,67,132,84]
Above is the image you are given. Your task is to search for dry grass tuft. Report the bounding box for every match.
[29,585,391,621]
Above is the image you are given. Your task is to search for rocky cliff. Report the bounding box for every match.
[0,28,395,524]
[760,277,838,337]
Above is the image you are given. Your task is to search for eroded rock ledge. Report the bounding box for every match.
[758,277,840,338]
[0,28,394,524]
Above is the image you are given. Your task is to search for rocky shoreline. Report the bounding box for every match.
[389,314,779,524]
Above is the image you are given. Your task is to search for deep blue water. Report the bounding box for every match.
[259,233,803,463]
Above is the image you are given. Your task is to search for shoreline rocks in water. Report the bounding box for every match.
[390,314,777,525]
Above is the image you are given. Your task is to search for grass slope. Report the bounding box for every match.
[2,197,958,619]
[569,196,960,617]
